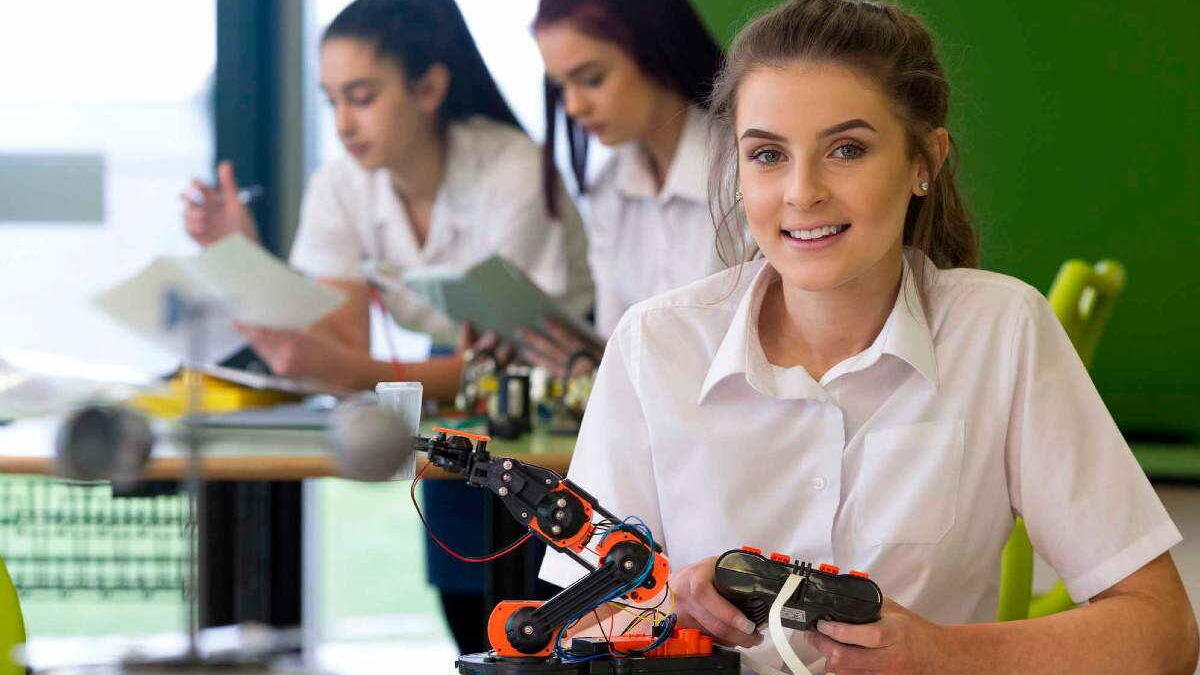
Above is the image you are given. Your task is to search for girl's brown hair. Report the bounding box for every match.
[709,0,978,271]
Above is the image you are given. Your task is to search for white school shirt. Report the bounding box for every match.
[289,116,593,346]
[583,107,738,338]
[540,251,1180,671]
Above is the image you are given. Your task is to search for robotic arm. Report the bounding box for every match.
[414,427,671,659]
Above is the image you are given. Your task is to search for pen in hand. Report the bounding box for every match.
[181,161,262,245]
[186,183,264,207]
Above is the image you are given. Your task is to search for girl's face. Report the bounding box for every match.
[736,60,936,294]
[536,22,674,147]
[319,37,443,171]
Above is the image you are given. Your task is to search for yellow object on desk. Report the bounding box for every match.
[129,369,300,418]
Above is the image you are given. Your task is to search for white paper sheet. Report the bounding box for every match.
[93,235,345,364]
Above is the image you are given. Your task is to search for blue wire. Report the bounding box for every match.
[553,519,670,664]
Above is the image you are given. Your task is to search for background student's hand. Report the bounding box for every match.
[669,555,764,649]
[458,323,515,366]
[515,317,602,379]
[236,323,364,392]
[806,597,948,674]
[181,160,258,246]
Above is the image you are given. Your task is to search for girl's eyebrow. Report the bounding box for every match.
[818,118,876,138]
[740,118,878,143]
[739,127,786,142]
[341,78,378,93]
[566,60,603,80]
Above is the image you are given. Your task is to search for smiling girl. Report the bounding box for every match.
[540,1,1197,672]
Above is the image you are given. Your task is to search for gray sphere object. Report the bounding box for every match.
[327,400,417,481]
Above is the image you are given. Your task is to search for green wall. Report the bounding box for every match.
[694,0,1200,438]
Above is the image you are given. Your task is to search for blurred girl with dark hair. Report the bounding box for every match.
[181,0,592,399]
[515,0,738,374]
[181,0,592,655]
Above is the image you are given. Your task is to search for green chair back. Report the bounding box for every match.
[0,556,26,675]
[1046,260,1127,370]
[996,259,1127,622]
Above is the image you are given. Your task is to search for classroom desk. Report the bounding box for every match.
[0,416,575,479]
[0,415,574,632]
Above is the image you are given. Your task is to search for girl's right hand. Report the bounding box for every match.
[515,318,602,379]
[181,160,258,246]
[670,555,764,649]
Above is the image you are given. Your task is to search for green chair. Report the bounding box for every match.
[995,259,1128,622]
[0,556,25,675]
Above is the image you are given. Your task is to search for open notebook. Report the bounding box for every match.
[405,255,601,346]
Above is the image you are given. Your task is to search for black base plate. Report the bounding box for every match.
[455,646,740,674]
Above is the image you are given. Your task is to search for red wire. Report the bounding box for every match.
[410,462,533,563]
[369,286,407,381]
[382,286,529,563]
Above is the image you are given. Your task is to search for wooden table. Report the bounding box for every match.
[0,416,575,481]
[0,414,575,633]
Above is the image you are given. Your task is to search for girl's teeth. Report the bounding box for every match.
[787,224,846,240]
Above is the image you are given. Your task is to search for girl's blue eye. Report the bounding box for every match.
[831,142,867,160]
[583,74,605,88]
[750,148,784,165]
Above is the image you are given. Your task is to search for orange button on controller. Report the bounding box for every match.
[849,570,870,579]
[740,546,762,555]
[769,552,790,564]
[818,563,840,575]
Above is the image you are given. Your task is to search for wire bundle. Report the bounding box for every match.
[554,516,678,664]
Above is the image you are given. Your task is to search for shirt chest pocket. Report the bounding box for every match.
[856,419,965,545]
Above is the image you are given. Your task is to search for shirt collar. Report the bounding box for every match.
[879,250,938,386]
[615,107,709,205]
[697,251,938,404]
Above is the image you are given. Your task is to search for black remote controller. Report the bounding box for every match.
[713,547,883,631]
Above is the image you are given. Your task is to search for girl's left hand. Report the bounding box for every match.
[807,598,949,674]
[515,318,601,379]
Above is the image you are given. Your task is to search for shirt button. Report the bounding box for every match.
[812,477,827,491]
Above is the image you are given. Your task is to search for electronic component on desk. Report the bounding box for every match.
[713,547,882,631]
[486,369,530,440]
[456,353,531,440]
[530,366,592,437]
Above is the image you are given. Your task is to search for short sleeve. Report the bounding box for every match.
[538,312,666,589]
[288,161,366,280]
[1005,290,1180,601]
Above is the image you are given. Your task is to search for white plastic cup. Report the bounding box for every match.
[375,381,424,480]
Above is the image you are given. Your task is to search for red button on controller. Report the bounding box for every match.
[740,546,762,555]
[818,564,840,575]
[769,552,790,564]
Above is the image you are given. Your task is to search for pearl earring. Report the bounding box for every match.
[735,189,743,202]
[919,181,929,192]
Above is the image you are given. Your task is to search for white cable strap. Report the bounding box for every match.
[740,652,791,675]
[769,572,812,675]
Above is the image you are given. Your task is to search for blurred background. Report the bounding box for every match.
[0,0,1195,672]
